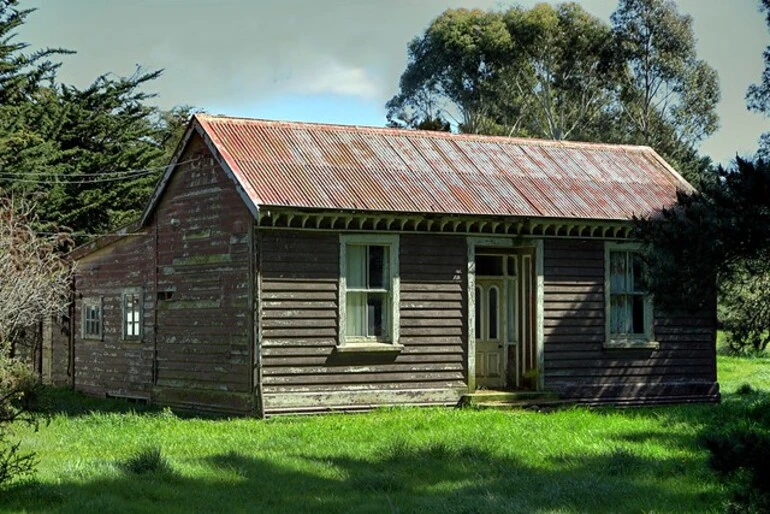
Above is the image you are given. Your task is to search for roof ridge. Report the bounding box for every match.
[194,114,655,153]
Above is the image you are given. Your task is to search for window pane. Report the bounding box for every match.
[368,246,388,289]
[346,292,366,337]
[367,294,387,338]
[507,281,516,344]
[475,286,482,339]
[488,287,498,340]
[476,255,504,276]
[610,294,631,335]
[631,295,645,334]
[346,246,366,289]
[631,254,644,293]
[610,252,627,294]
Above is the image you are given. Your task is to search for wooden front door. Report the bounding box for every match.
[475,279,506,388]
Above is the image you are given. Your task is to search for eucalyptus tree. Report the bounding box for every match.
[610,0,720,152]
[387,4,618,140]
[747,0,770,159]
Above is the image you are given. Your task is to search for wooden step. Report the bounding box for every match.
[460,390,560,407]
[472,399,567,411]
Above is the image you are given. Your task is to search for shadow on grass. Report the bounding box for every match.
[29,387,228,420]
[4,439,720,513]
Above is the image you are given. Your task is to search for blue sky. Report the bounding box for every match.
[20,0,770,165]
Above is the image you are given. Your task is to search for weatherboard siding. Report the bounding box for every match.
[542,239,718,403]
[260,231,467,414]
[152,135,255,414]
[71,234,155,399]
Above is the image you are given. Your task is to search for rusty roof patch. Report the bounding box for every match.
[190,114,693,221]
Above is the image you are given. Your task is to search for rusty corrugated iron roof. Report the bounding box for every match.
[191,114,692,221]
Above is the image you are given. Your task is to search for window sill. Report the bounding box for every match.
[335,343,404,354]
[603,340,660,350]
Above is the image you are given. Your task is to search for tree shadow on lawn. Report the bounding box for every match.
[4,440,721,513]
[595,389,770,468]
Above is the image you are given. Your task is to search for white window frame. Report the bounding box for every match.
[339,234,400,348]
[604,242,658,349]
[121,288,143,341]
[81,297,103,341]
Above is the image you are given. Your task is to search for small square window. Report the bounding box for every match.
[82,298,103,340]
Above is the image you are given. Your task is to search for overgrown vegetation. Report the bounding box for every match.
[0,197,72,487]
[702,391,770,513]
[635,156,770,354]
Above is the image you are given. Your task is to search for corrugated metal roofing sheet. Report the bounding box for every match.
[195,114,692,221]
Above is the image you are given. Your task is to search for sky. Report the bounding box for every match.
[19,0,770,165]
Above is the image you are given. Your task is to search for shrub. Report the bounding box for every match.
[121,446,174,476]
[0,348,39,487]
[702,396,770,512]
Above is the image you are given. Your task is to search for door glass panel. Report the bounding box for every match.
[488,287,499,340]
[507,256,517,276]
[476,255,504,276]
[507,280,516,344]
[631,295,645,334]
[475,286,482,339]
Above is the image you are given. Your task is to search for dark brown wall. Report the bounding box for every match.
[259,231,467,414]
[152,134,255,414]
[71,234,155,399]
[542,239,718,403]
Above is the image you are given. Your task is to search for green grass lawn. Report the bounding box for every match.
[2,353,768,514]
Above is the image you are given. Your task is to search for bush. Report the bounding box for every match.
[720,270,770,354]
[0,348,40,487]
[702,395,770,512]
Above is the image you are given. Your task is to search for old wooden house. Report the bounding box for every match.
[43,114,719,415]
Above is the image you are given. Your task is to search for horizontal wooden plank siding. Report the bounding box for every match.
[152,134,254,415]
[260,231,468,414]
[71,234,155,399]
[542,239,718,404]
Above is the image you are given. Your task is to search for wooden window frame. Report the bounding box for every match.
[338,234,400,350]
[604,242,658,350]
[121,288,143,341]
[81,297,103,341]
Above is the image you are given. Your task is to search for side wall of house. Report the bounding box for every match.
[71,235,155,399]
[151,134,255,415]
[57,133,255,414]
[542,239,718,404]
[259,231,467,415]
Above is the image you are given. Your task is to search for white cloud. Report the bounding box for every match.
[296,60,380,99]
